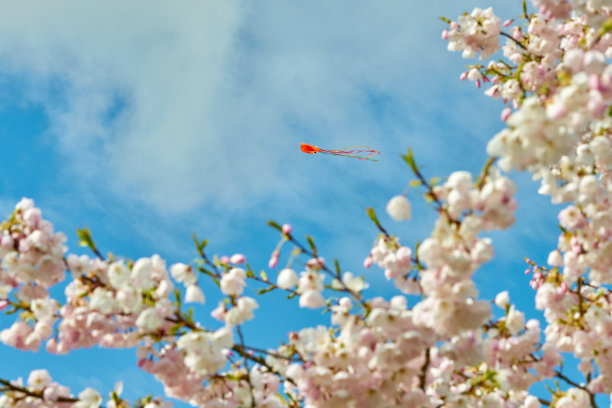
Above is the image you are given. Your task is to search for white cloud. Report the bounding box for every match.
[0,1,519,214]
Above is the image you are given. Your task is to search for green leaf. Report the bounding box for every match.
[197,266,215,277]
[366,207,379,225]
[334,258,341,276]
[401,148,418,174]
[366,207,388,235]
[76,226,95,249]
[260,270,268,281]
[601,16,612,35]
[267,220,282,231]
[306,235,317,256]
[257,286,275,295]
[191,232,208,252]
[439,16,451,24]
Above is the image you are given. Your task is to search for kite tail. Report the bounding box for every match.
[318,145,381,161]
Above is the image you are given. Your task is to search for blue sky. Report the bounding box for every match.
[0,1,607,406]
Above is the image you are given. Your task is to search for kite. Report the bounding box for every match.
[300,143,380,161]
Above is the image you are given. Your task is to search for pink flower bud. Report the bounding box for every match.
[441,29,449,40]
[269,251,279,269]
[460,72,468,81]
[220,255,230,264]
[503,19,513,27]
[363,256,373,269]
[0,300,7,311]
[282,224,292,235]
[230,254,246,264]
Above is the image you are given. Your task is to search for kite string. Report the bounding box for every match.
[318,145,380,161]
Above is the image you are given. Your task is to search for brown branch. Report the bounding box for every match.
[419,348,431,390]
[0,378,79,404]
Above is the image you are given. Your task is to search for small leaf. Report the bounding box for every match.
[200,239,208,250]
[267,220,282,231]
[306,235,317,256]
[76,227,95,248]
[401,148,418,174]
[257,286,275,295]
[601,16,612,35]
[260,270,268,281]
[366,207,388,236]
[366,207,379,226]
[191,232,201,250]
[410,179,422,187]
[197,266,215,277]
[334,258,341,276]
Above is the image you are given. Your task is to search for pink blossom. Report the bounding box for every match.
[220,268,247,296]
[230,253,246,264]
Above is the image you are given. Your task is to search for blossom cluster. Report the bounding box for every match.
[4,1,612,407]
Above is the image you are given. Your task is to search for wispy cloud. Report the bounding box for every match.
[0,1,518,215]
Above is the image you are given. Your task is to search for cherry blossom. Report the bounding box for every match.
[5,1,612,407]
